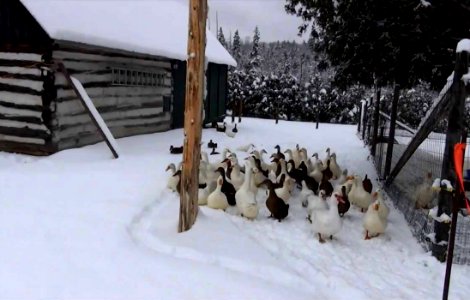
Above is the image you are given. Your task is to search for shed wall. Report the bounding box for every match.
[51,49,173,150]
[0,51,53,154]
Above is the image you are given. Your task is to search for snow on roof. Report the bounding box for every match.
[456,39,470,54]
[20,0,236,66]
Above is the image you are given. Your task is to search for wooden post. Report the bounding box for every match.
[179,0,207,233]
[231,100,235,123]
[57,62,119,159]
[378,126,385,177]
[371,86,381,156]
[238,99,243,123]
[362,101,369,140]
[384,84,400,178]
[432,50,468,260]
[357,102,363,133]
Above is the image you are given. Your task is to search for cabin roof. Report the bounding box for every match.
[20,0,237,66]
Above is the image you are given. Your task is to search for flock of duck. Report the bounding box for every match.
[166,144,390,243]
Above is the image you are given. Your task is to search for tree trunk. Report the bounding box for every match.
[178,0,207,233]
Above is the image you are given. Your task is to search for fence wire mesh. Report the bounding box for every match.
[359,108,470,265]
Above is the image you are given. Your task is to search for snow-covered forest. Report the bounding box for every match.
[219,0,469,129]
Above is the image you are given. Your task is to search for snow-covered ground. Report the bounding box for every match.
[1,118,469,299]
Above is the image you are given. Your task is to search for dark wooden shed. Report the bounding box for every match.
[0,0,236,155]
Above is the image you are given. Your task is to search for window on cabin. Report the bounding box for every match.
[111,67,166,87]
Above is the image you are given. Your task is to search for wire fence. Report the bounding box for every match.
[359,105,470,265]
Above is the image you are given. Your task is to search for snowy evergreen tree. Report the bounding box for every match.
[247,26,261,72]
[217,27,228,50]
[285,0,470,89]
[231,30,242,65]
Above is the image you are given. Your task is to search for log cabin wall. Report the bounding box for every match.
[50,48,173,151]
[0,0,54,155]
[0,51,54,154]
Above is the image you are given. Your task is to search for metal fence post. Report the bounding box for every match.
[432,50,468,262]
[357,102,363,133]
[362,101,369,140]
[384,84,400,178]
[371,88,381,156]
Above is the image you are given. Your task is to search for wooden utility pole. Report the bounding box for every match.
[179,0,207,233]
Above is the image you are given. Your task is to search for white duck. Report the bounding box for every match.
[329,153,342,179]
[166,163,179,192]
[299,147,309,166]
[414,172,434,209]
[268,169,277,183]
[348,175,372,212]
[307,190,328,215]
[300,180,315,207]
[237,143,254,152]
[252,166,267,187]
[226,164,244,190]
[198,184,210,205]
[363,200,387,239]
[235,160,259,219]
[275,176,292,204]
[310,192,343,243]
[207,176,229,210]
[309,159,324,183]
[322,148,331,169]
[373,190,389,220]
[276,158,289,182]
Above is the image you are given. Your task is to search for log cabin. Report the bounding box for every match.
[0,0,236,155]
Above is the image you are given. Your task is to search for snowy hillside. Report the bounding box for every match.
[0,118,469,299]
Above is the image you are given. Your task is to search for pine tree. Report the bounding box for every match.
[217,27,228,50]
[285,0,470,89]
[247,26,261,72]
[231,30,242,64]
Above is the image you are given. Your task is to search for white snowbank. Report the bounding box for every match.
[20,0,236,66]
[0,118,469,299]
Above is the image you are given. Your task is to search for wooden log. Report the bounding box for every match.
[54,40,172,64]
[0,66,43,76]
[0,140,53,155]
[0,71,43,80]
[0,52,42,62]
[0,114,43,125]
[179,0,207,233]
[56,113,170,141]
[57,122,170,150]
[0,82,42,95]
[0,126,50,139]
[53,50,172,69]
[0,91,43,106]
[0,77,44,92]
[57,107,165,128]
[57,62,119,158]
[0,104,43,117]
[0,59,45,68]
[56,96,164,117]
[56,86,172,100]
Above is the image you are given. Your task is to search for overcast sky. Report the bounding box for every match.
[207,0,306,43]
[174,0,307,43]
